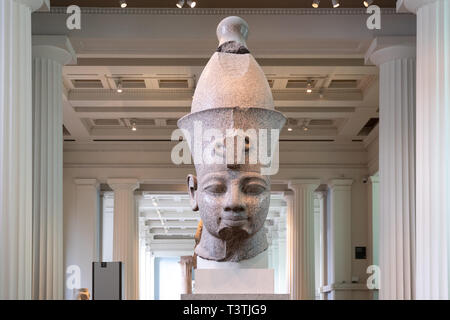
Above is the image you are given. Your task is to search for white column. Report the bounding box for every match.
[328,179,353,299]
[277,229,287,294]
[107,179,140,300]
[287,179,320,300]
[179,256,194,295]
[283,192,294,299]
[316,191,327,299]
[271,236,279,292]
[399,0,450,299]
[366,37,416,300]
[0,0,44,300]
[31,36,75,300]
[368,173,380,300]
[71,179,100,300]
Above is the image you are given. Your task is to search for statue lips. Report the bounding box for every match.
[221,212,248,227]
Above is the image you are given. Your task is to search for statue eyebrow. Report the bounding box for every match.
[200,173,227,184]
[241,176,269,185]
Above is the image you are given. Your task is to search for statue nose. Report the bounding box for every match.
[224,184,245,213]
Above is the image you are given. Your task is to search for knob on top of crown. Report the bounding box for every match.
[216,16,249,47]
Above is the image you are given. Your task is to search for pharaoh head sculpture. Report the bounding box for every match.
[177,16,286,262]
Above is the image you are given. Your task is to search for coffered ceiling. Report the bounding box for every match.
[32,4,415,151]
[62,57,379,145]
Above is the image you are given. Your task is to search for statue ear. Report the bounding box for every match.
[187,174,199,211]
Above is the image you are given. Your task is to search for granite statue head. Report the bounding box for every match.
[177,16,286,262]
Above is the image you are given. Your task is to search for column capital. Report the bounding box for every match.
[15,0,46,12]
[397,0,439,13]
[365,37,416,66]
[328,178,353,190]
[288,179,320,191]
[369,174,379,184]
[282,190,293,199]
[315,190,327,200]
[74,178,99,189]
[179,256,194,266]
[33,36,77,65]
[107,178,140,191]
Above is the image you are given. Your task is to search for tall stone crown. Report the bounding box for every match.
[177,16,286,170]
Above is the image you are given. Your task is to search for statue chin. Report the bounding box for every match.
[195,225,268,262]
[217,226,251,241]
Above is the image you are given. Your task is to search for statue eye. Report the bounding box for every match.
[243,184,266,195]
[204,184,226,194]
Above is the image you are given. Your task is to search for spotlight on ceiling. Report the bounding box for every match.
[301,120,309,132]
[116,80,123,93]
[364,0,374,7]
[131,119,137,131]
[119,0,127,8]
[306,79,313,94]
[332,0,340,8]
[176,0,185,8]
[312,0,320,8]
[187,0,196,8]
[287,119,294,132]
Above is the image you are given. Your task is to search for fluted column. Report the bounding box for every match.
[0,0,44,300]
[368,173,380,300]
[277,229,287,293]
[271,237,279,291]
[400,0,450,299]
[366,37,416,300]
[179,256,194,295]
[328,179,353,299]
[315,191,327,299]
[283,192,295,299]
[71,179,100,300]
[287,179,320,300]
[32,36,76,300]
[368,174,380,267]
[107,179,140,300]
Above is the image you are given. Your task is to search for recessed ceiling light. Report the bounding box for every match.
[117,80,123,93]
[131,119,137,131]
[119,0,127,8]
[301,120,309,131]
[332,0,340,8]
[176,0,184,8]
[306,80,313,94]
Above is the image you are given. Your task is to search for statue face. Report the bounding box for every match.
[192,170,270,240]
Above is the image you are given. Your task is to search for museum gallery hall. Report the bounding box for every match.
[0,0,449,300]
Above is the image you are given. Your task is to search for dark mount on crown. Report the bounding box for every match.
[216,41,250,54]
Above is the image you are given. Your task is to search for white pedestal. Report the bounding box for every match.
[194,268,274,294]
[181,293,290,300]
[184,250,291,299]
[197,249,268,269]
